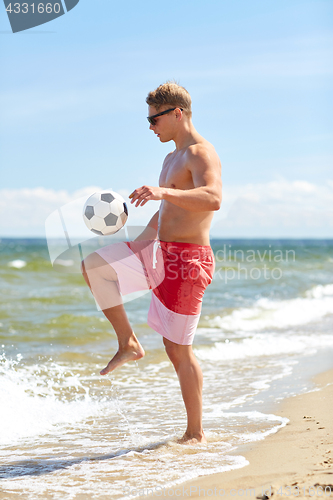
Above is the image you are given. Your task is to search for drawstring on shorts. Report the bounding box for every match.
[152,240,161,269]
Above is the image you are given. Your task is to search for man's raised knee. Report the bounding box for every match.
[81,252,117,281]
[82,252,103,270]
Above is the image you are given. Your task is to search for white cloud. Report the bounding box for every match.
[0,186,159,238]
[0,181,332,238]
[211,179,333,237]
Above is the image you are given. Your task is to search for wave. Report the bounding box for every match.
[195,331,333,361]
[7,259,27,269]
[206,283,333,332]
[0,356,107,446]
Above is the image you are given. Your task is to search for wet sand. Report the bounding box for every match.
[145,369,333,499]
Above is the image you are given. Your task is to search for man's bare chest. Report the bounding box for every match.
[159,157,193,190]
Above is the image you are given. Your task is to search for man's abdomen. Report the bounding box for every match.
[158,203,213,246]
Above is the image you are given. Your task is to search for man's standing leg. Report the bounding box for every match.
[163,338,206,443]
[81,252,145,374]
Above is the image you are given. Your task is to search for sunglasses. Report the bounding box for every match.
[147,107,183,126]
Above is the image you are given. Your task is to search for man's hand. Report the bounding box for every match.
[129,186,166,207]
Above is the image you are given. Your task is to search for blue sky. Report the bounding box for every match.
[0,0,332,237]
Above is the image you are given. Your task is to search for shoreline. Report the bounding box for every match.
[145,369,333,499]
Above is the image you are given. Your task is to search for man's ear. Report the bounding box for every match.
[175,109,183,121]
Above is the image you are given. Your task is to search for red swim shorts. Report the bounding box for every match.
[95,239,215,345]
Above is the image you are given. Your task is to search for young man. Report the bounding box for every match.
[82,82,222,443]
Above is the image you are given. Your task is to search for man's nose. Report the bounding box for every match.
[149,123,154,131]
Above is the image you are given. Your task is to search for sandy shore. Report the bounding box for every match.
[146,369,333,499]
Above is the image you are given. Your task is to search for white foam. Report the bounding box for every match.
[8,259,26,268]
[208,283,333,332]
[0,357,109,446]
[236,411,289,442]
[306,283,333,299]
[0,351,303,499]
[194,333,333,361]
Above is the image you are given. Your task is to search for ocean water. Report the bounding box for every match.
[1,237,333,499]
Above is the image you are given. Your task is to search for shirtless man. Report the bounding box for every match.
[82,82,222,443]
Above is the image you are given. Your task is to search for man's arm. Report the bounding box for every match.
[129,146,222,212]
[163,145,222,212]
[134,210,159,241]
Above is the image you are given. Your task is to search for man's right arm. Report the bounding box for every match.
[134,210,159,241]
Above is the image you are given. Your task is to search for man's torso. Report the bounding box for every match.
[158,140,220,246]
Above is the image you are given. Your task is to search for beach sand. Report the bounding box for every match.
[146,369,333,499]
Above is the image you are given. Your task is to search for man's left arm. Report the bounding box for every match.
[162,146,222,212]
[130,146,222,212]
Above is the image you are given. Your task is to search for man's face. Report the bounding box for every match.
[147,105,178,143]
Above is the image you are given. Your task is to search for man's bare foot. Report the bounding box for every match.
[100,339,145,375]
[177,432,207,444]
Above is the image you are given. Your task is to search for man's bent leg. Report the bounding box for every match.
[81,252,144,374]
[163,337,206,443]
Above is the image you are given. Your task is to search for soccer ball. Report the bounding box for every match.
[83,190,128,236]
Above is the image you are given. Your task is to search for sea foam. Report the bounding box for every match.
[0,356,107,446]
[7,259,27,269]
[207,283,333,332]
[194,332,333,361]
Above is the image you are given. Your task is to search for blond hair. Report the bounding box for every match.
[146,81,192,117]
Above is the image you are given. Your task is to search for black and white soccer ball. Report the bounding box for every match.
[83,190,128,236]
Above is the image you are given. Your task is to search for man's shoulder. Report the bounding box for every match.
[185,141,219,168]
[186,140,216,158]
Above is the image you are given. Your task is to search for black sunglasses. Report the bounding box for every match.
[147,107,183,126]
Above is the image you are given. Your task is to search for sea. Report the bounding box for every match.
[1,237,333,499]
